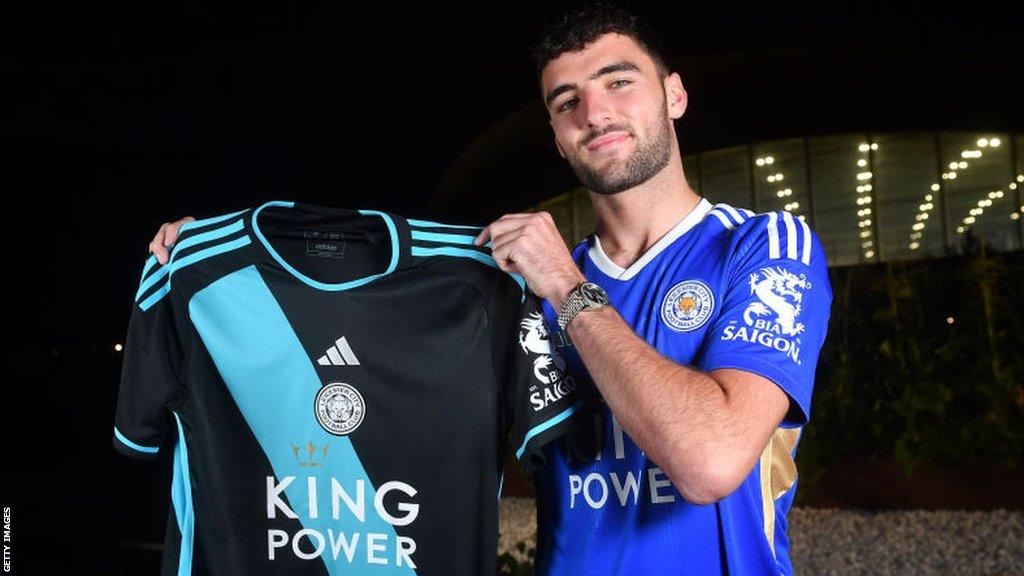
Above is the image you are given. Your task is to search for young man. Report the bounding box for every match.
[148,7,830,574]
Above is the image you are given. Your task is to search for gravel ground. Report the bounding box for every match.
[499,498,1024,575]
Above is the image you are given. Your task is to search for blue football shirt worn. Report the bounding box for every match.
[536,199,832,576]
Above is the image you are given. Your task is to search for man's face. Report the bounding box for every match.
[541,33,685,195]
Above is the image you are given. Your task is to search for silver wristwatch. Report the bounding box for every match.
[557,281,609,330]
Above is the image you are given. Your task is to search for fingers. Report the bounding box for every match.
[150,223,171,265]
[164,217,194,248]
[475,212,546,248]
[148,216,196,265]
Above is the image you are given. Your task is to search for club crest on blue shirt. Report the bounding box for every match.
[661,280,715,332]
[314,382,365,435]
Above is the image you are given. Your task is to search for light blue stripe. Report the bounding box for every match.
[515,401,582,460]
[178,209,249,234]
[138,236,252,311]
[251,201,400,291]
[141,255,159,281]
[410,245,498,267]
[188,266,414,576]
[171,413,194,576]
[410,230,481,246]
[114,427,160,454]
[407,218,482,231]
[135,265,170,302]
[410,246,527,296]
[138,283,171,312]
[497,473,505,501]
[169,219,245,262]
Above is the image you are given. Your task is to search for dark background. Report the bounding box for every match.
[2,2,1023,573]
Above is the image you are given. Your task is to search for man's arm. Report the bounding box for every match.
[564,303,789,505]
[476,211,790,505]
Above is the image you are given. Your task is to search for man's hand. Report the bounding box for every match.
[474,211,585,307]
[149,217,196,265]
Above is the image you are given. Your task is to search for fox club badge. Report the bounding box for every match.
[314,383,365,435]
[661,279,715,332]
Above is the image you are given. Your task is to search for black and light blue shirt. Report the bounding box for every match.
[114,201,581,576]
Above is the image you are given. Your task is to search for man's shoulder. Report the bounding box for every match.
[706,204,826,270]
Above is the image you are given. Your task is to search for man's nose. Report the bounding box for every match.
[579,89,612,128]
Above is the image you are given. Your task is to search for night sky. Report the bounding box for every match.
[2,2,1022,573]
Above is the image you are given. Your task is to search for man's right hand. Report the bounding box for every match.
[149,217,196,265]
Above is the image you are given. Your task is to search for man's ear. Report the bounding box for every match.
[665,72,687,120]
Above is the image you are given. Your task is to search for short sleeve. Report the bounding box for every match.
[504,294,583,471]
[698,214,832,425]
[113,255,185,460]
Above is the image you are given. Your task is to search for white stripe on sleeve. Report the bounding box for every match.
[782,211,798,260]
[767,212,781,259]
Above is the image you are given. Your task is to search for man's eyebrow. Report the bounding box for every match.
[544,61,642,107]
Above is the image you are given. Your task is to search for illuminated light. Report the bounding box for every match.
[947,316,955,324]
[961,150,982,159]
[862,241,874,248]
[990,138,1001,147]
[864,196,872,204]
[860,230,872,238]
[1017,175,1023,182]
[980,200,992,207]
[978,138,989,147]
[864,250,875,258]
[942,173,950,180]
[1020,205,1024,212]
[859,143,870,152]
[958,161,968,169]
[931,184,940,192]
[856,185,865,193]
[857,159,868,167]
[784,188,792,196]
[956,226,965,233]
[871,143,878,151]
[856,172,873,181]
[995,191,1003,198]
[756,158,765,167]
[919,204,928,211]
[776,190,785,198]
[925,203,934,210]
[964,216,976,224]
[909,242,919,250]
[912,223,925,231]
[114,343,123,352]
[864,184,873,192]
[949,162,959,170]
[1010,183,1018,190]
[765,156,775,165]
[920,213,929,220]
[948,172,957,180]
[775,173,784,181]
[969,209,979,216]
[767,175,776,183]
[1012,213,1020,220]
[925,194,933,201]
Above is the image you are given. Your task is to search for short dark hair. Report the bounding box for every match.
[530,4,669,79]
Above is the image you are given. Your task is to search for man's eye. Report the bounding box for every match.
[557,98,579,113]
[610,79,631,88]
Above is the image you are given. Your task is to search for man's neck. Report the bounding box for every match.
[590,161,702,270]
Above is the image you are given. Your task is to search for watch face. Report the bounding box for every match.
[581,282,609,305]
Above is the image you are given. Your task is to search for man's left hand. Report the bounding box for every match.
[474,212,585,307]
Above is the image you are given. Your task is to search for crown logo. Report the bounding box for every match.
[290,441,330,467]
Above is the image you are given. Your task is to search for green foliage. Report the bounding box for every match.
[797,251,1024,500]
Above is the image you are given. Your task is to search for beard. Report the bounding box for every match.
[567,110,674,196]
